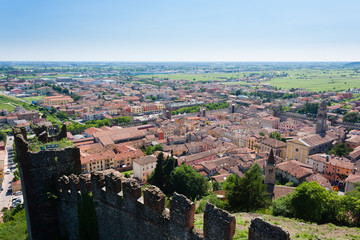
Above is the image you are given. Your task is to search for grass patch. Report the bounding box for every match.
[121,170,133,175]
[0,103,15,111]
[28,137,74,152]
[22,95,44,103]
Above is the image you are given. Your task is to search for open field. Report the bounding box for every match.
[195,212,360,240]
[7,73,75,79]
[23,95,45,103]
[267,69,360,92]
[0,103,15,111]
[137,68,360,92]
[136,72,251,82]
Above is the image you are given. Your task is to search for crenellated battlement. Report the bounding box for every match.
[57,170,236,240]
[14,125,287,240]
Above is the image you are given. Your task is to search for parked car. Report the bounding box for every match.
[6,169,10,174]
[14,191,22,196]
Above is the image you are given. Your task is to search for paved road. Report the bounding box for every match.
[0,136,16,212]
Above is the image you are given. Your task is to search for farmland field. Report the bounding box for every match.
[266,69,360,92]
[137,68,360,92]
[136,72,251,82]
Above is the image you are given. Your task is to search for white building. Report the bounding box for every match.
[133,155,157,181]
[305,154,328,173]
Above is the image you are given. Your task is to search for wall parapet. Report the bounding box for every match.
[58,170,236,240]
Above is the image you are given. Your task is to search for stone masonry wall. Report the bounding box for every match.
[14,127,81,240]
[248,217,290,240]
[58,170,236,240]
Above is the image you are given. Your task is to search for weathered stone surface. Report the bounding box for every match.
[204,203,236,240]
[248,217,290,240]
[16,126,280,240]
[144,185,165,213]
[14,127,81,240]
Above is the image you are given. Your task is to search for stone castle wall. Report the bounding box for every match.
[58,170,236,240]
[13,127,81,240]
[14,126,290,240]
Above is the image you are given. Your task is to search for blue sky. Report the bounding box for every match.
[1,0,359,61]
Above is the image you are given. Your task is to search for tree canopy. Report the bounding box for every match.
[343,112,360,123]
[167,164,209,201]
[224,163,270,212]
[330,143,352,156]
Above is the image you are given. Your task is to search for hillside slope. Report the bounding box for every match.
[195,212,360,240]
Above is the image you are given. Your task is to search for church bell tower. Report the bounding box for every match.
[316,101,328,134]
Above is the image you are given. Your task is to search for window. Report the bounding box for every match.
[337,169,340,172]
[295,148,299,152]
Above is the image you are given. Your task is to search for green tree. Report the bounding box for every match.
[272,195,294,218]
[343,183,360,226]
[162,155,177,191]
[269,132,281,141]
[167,164,209,201]
[224,163,270,212]
[330,143,352,156]
[290,182,329,223]
[0,131,7,145]
[259,131,265,136]
[58,111,68,120]
[343,112,360,123]
[147,152,165,190]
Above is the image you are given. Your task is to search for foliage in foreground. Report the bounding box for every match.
[0,206,28,240]
[273,182,360,227]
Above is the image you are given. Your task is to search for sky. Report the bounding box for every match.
[1,0,359,61]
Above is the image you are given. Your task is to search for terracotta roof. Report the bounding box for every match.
[300,133,336,147]
[277,160,313,179]
[211,173,231,182]
[273,185,295,199]
[306,173,332,189]
[261,138,287,148]
[346,173,360,183]
[133,155,157,165]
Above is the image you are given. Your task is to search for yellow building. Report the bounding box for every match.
[155,103,165,111]
[286,139,310,163]
[43,95,74,106]
[248,137,261,153]
[286,134,336,163]
[131,106,144,114]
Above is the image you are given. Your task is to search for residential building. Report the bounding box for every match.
[276,160,313,185]
[185,142,206,154]
[133,155,157,181]
[260,116,280,129]
[131,106,144,115]
[43,95,73,106]
[305,154,328,173]
[324,157,354,185]
[260,138,287,159]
